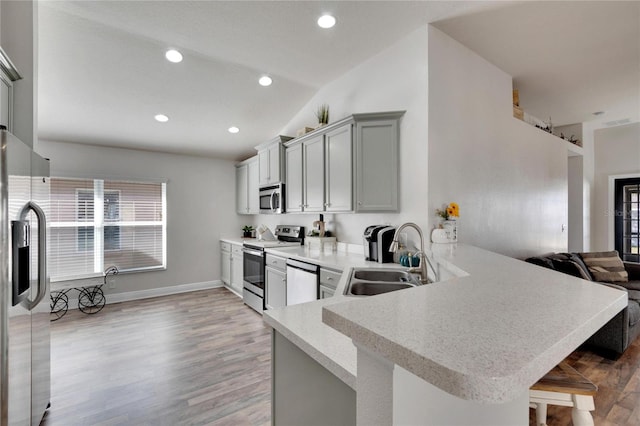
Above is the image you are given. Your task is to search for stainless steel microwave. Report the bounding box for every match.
[259,183,285,214]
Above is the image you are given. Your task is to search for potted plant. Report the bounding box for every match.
[242,225,254,238]
[315,104,329,127]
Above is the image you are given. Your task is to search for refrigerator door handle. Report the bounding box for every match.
[18,201,47,310]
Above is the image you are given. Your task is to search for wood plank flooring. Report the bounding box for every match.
[41,287,640,425]
[529,338,640,425]
[41,288,271,426]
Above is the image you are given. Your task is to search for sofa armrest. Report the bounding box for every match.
[598,282,629,292]
[624,262,640,281]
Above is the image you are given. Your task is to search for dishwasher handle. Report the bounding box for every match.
[286,258,318,274]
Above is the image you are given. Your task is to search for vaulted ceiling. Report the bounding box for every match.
[38,1,639,160]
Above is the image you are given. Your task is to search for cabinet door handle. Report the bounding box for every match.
[327,277,333,281]
[358,201,362,205]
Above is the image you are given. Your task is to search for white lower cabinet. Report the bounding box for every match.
[265,254,287,309]
[220,242,231,285]
[319,267,341,299]
[319,285,335,299]
[266,267,286,309]
[230,244,244,294]
[221,241,243,296]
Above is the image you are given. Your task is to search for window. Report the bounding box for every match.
[50,178,166,280]
[615,177,640,263]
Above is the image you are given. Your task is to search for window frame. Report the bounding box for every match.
[50,178,167,280]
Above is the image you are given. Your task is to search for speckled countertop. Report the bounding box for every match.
[262,245,406,390]
[322,243,628,403]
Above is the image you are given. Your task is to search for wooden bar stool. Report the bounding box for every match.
[530,361,597,426]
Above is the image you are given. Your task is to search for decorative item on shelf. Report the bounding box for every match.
[433,202,459,244]
[242,225,255,238]
[296,126,315,137]
[559,133,582,147]
[315,103,329,128]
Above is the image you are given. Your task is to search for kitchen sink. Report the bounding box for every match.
[344,268,423,297]
[352,269,416,283]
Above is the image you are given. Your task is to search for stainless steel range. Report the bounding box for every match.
[242,225,304,313]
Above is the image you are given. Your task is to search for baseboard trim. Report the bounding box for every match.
[63,280,223,308]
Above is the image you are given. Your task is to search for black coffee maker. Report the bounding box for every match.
[363,225,396,263]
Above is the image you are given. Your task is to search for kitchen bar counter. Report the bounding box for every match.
[263,244,403,389]
[322,244,627,404]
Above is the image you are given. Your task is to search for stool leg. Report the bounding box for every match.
[571,395,595,426]
[536,402,547,426]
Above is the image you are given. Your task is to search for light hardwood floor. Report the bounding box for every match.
[41,288,271,426]
[41,287,640,425]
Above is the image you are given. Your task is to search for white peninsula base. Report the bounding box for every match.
[358,345,529,426]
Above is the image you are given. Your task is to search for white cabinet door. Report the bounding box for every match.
[319,285,335,299]
[355,119,399,211]
[258,148,270,186]
[325,124,352,212]
[230,245,244,294]
[221,248,231,285]
[265,267,286,309]
[303,135,325,212]
[268,143,282,184]
[285,143,303,213]
[247,158,259,214]
[236,164,248,214]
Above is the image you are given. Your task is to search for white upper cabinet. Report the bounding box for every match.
[354,117,400,212]
[283,111,404,214]
[324,124,352,212]
[256,135,292,186]
[285,143,303,213]
[302,134,325,212]
[236,155,259,215]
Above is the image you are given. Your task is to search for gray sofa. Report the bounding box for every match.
[525,252,640,356]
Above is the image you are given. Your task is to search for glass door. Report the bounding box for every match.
[615,178,640,263]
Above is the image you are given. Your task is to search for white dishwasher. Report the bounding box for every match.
[285,258,319,305]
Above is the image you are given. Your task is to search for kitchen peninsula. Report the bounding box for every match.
[264,243,627,425]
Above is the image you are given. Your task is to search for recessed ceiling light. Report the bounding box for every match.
[592,111,605,116]
[259,76,273,87]
[317,14,336,29]
[228,126,239,134]
[165,49,183,63]
[154,114,169,122]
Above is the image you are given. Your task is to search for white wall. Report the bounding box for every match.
[251,26,429,246]
[38,140,241,295]
[568,155,584,251]
[427,26,568,259]
[592,122,640,251]
[0,0,37,149]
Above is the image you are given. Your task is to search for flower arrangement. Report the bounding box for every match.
[435,202,459,221]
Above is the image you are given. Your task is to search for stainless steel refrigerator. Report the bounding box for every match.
[0,128,50,425]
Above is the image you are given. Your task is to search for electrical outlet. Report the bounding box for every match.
[399,232,408,247]
[107,277,116,289]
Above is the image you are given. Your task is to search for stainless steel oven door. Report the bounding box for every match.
[242,246,265,298]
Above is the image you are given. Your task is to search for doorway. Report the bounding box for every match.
[614,177,640,262]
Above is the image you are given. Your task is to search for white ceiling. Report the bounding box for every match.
[433,1,640,129]
[38,1,639,160]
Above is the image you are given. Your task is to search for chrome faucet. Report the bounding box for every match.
[389,222,438,284]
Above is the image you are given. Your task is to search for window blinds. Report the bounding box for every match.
[49,178,166,280]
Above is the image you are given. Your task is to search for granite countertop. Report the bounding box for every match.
[322,244,628,403]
